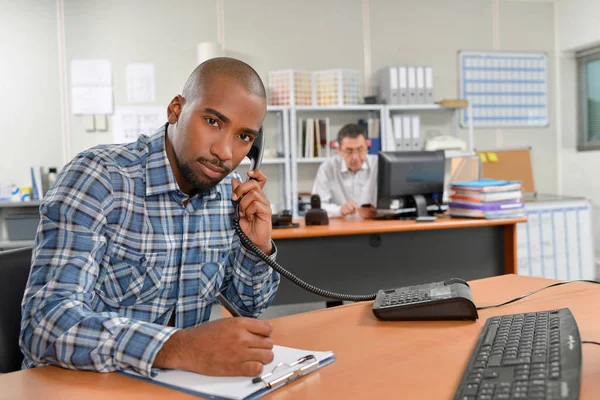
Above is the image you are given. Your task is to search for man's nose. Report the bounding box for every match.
[210,135,233,162]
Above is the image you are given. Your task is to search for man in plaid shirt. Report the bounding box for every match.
[20,58,280,378]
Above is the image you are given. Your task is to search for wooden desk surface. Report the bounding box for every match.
[272,216,527,240]
[1,275,598,400]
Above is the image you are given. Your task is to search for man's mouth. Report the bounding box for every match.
[197,160,227,179]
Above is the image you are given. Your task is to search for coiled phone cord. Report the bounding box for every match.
[232,207,377,302]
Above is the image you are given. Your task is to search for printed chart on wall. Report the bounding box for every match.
[459,51,548,128]
[516,199,595,281]
[112,106,166,144]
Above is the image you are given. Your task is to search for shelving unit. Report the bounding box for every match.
[0,201,41,250]
[236,106,292,211]
[385,104,474,153]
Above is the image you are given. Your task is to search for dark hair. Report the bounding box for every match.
[337,123,367,145]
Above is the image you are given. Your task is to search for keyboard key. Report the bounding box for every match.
[487,355,502,367]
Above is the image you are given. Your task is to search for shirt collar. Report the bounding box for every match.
[339,155,370,174]
[144,124,223,201]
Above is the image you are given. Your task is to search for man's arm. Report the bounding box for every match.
[219,170,280,317]
[219,236,279,317]
[19,154,178,377]
[311,162,342,217]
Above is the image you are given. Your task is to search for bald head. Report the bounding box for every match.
[182,57,266,102]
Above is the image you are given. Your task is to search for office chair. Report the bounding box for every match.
[0,246,33,373]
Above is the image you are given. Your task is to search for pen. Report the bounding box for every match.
[216,292,242,317]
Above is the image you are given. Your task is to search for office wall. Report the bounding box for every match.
[370,0,557,196]
[2,0,558,204]
[0,1,63,186]
[556,0,600,271]
[63,0,218,155]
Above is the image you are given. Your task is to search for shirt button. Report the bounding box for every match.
[139,256,146,263]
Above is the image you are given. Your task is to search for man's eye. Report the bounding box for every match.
[205,117,219,127]
[239,134,254,143]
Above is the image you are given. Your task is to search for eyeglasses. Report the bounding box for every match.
[341,147,367,156]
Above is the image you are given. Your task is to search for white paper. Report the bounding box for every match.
[71,87,113,115]
[126,63,156,103]
[71,59,112,87]
[112,106,166,144]
[123,345,334,400]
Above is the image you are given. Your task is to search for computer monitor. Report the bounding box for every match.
[376,151,446,217]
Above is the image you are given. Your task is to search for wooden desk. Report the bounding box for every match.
[271,216,526,305]
[1,275,598,399]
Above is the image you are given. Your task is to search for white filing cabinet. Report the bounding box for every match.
[517,195,596,280]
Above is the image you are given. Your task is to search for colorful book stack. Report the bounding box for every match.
[449,178,524,219]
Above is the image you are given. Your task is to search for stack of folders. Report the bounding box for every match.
[377,66,434,105]
[388,114,421,151]
[449,179,524,219]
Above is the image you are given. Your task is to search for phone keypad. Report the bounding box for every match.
[380,290,430,307]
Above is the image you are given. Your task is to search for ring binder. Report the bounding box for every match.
[253,354,319,389]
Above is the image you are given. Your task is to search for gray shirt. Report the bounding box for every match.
[311,155,378,217]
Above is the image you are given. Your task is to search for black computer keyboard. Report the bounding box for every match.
[454,308,582,400]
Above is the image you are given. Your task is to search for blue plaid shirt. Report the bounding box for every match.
[20,124,280,377]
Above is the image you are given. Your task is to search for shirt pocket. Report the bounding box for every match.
[97,244,166,308]
[197,248,228,301]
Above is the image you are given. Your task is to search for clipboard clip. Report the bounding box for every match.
[252,354,319,389]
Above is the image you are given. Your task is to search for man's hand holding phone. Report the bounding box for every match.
[231,169,273,255]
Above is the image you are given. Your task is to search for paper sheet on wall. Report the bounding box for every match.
[126,63,156,103]
[71,87,113,115]
[112,106,166,144]
[71,59,112,86]
[71,59,113,115]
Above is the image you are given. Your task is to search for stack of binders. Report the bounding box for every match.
[448,178,524,219]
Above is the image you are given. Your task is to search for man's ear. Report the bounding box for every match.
[366,139,372,148]
[167,95,185,125]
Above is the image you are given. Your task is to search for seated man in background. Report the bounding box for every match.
[20,58,279,378]
[312,123,378,218]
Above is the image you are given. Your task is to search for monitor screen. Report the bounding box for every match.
[377,151,446,216]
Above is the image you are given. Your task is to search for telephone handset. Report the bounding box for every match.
[232,127,376,302]
[246,127,264,172]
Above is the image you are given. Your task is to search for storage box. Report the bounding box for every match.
[314,69,361,106]
[5,214,39,241]
[268,70,314,106]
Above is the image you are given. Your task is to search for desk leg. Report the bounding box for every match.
[504,224,517,274]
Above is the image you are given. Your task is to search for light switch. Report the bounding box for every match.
[84,115,95,132]
[95,115,108,131]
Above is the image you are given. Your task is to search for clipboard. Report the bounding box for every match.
[121,345,336,400]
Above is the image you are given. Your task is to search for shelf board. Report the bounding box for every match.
[239,158,286,166]
[0,240,34,249]
[387,104,444,111]
[444,150,476,158]
[266,106,288,112]
[296,157,329,164]
[0,201,42,208]
[294,105,384,112]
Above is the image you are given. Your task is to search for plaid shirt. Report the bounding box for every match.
[20,124,280,377]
